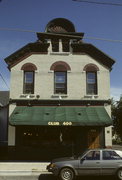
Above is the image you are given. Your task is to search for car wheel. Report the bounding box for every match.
[117,169,122,180]
[59,168,74,180]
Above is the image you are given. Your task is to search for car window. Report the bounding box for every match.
[84,151,100,160]
[102,151,121,160]
[115,151,122,157]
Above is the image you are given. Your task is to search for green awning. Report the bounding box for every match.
[9,106,112,126]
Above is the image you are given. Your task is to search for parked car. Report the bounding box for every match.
[47,149,122,180]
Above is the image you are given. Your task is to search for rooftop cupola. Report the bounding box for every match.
[37,18,84,53]
[45,18,76,33]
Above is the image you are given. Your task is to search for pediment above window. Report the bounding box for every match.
[21,63,37,71]
[83,63,99,72]
[50,61,71,71]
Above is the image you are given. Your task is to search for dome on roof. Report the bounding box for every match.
[45,18,76,33]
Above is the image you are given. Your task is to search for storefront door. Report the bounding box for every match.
[88,129,100,149]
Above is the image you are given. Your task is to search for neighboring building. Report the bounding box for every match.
[4,18,115,159]
[0,91,9,146]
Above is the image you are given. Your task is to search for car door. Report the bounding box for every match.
[101,150,122,175]
[78,150,101,175]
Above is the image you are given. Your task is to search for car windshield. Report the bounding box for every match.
[78,150,89,159]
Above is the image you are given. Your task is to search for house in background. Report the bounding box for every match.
[0,91,9,147]
[4,18,115,160]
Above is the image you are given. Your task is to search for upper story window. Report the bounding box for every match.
[21,63,37,94]
[62,39,69,52]
[51,38,59,52]
[24,71,34,94]
[54,71,67,94]
[51,38,69,52]
[86,72,97,95]
[50,61,71,94]
[83,64,99,95]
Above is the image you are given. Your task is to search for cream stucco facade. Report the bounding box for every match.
[10,53,110,100]
[6,18,115,156]
[8,48,112,147]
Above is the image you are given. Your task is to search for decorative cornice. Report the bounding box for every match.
[5,42,50,69]
[71,43,115,70]
[9,99,111,106]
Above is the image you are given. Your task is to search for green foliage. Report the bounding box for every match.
[112,97,122,140]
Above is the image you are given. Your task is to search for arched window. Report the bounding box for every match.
[83,64,99,95]
[21,63,37,94]
[50,61,71,94]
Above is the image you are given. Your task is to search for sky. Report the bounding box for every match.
[0,0,122,100]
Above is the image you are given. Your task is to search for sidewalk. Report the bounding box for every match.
[112,144,122,151]
[0,162,50,178]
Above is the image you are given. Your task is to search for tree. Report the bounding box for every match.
[112,96,122,141]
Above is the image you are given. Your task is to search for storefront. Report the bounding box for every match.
[9,105,112,160]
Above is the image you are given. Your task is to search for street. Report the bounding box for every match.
[0,172,117,180]
[4,174,114,180]
[38,174,116,180]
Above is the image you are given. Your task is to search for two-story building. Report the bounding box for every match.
[5,18,115,160]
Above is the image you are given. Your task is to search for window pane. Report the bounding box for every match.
[87,84,96,94]
[25,72,34,83]
[87,72,96,84]
[55,72,66,83]
[103,151,121,160]
[56,84,66,89]
[85,151,100,160]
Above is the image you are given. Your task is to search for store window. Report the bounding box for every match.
[21,63,37,94]
[83,64,99,95]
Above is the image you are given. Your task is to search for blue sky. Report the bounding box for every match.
[0,0,122,100]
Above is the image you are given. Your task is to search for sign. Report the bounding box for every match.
[48,122,72,126]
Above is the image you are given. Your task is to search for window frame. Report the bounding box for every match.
[84,150,100,160]
[102,150,121,160]
[54,71,67,94]
[23,71,35,94]
[86,71,98,95]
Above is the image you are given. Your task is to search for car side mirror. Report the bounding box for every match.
[80,157,86,163]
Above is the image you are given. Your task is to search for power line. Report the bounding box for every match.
[72,0,122,6]
[0,66,9,90]
[0,27,122,44]
[0,72,9,90]
[83,36,122,43]
[0,27,36,33]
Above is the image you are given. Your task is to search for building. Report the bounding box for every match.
[0,91,9,159]
[4,18,115,160]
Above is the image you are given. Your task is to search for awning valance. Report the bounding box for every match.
[9,106,112,126]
